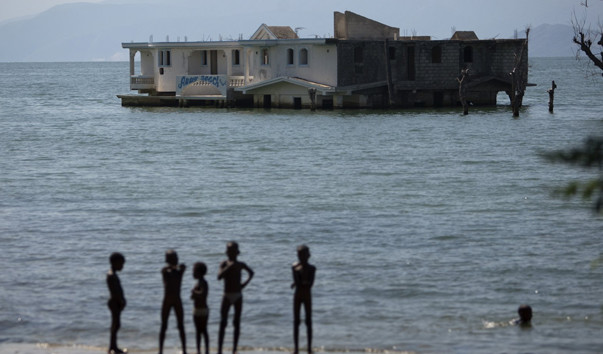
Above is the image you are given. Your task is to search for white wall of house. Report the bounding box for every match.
[246,43,337,86]
[154,48,179,92]
[140,51,154,76]
[126,40,337,94]
[149,46,249,92]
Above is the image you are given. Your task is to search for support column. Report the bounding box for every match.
[244,48,251,84]
[129,50,136,76]
[225,50,232,77]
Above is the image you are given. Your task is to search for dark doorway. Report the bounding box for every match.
[433,92,444,107]
[210,50,218,74]
[322,99,334,109]
[263,94,271,108]
[293,97,302,109]
[407,46,416,81]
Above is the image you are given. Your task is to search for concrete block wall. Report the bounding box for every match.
[488,40,529,81]
[337,41,388,86]
[413,41,461,89]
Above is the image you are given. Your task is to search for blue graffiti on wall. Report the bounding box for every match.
[178,75,228,90]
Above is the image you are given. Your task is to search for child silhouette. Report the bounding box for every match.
[292,245,316,354]
[191,262,210,354]
[159,249,187,354]
[107,252,126,354]
[217,241,254,354]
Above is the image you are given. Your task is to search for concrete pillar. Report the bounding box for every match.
[225,50,232,77]
[129,50,136,76]
[183,50,191,75]
[244,48,250,84]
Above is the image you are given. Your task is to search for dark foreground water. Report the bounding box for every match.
[0,58,602,353]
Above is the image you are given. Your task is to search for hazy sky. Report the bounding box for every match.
[1,0,601,39]
[0,0,104,22]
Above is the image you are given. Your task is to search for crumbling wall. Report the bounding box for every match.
[334,11,399,40]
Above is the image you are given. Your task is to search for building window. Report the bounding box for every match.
[388,47,396,60]
[354,46,363,63]
[232,50,240,65]
[287,48,294,65]
[299,48,308,65]
[159,50,171,66]
[201,50,208,66]
[463,46,473,63]
[262,48,270,65]
[431,46,442,63]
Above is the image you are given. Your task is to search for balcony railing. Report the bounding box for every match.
[130,75,255,93]
[130,75,155,90]
[229,76,254,87]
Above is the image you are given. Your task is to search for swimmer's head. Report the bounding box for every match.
[518,304,532,323]
[193,262,207,279]
[165,249,179,266]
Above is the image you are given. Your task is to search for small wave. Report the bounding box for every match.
[239,346,416,354]
[482,320,513,329]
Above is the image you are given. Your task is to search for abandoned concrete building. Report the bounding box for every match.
[118,11,529,109]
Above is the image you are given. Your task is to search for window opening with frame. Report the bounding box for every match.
[159,50,171,66]
[232,50,240,65]
[299,48,308,65]
[463,46,473,63]
[431,46,442,63]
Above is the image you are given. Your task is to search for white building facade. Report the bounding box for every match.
[119,12,528,109]
[121,24,339,108]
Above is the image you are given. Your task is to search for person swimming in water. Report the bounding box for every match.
[217,241,254,354]
[513,304,532,327]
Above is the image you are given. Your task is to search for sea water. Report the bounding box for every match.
[0,58,602,353]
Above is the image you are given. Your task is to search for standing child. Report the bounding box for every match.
[217,241,254,354]
[292,245,316,354]
[107,252,126,354]
[191,262,210,354]
[159,249,187,354]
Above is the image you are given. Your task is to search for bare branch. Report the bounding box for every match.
[571,5,603,75]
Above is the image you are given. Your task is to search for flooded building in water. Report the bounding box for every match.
[119,11,528,109]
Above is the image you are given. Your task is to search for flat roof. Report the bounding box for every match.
[122,38,337,49]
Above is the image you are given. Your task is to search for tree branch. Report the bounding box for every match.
[573,31,603,71]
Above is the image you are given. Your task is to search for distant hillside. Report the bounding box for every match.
[529,23,575,57]
[0,2,579,61]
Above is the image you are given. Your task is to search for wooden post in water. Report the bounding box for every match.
[547,80,557,113]
[308,88,317,111]
[384,39,395,107]
[458,68,469,115]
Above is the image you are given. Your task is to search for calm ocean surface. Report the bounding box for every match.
[0,58,602,353]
